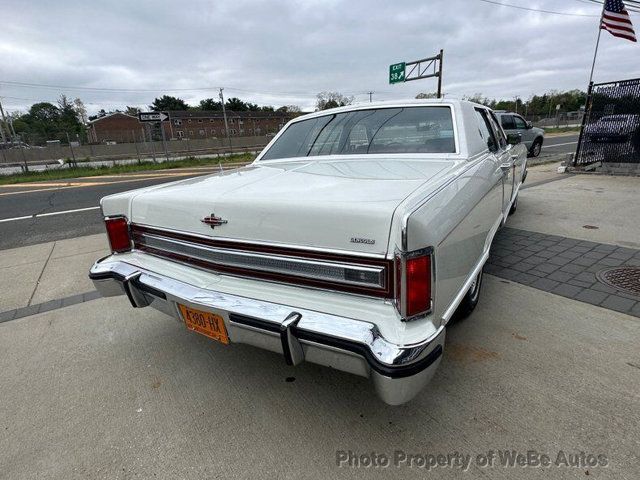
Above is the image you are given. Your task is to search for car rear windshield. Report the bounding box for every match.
[259,106,455,160]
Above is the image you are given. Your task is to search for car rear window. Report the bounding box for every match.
[260,106,456,160]
[500,115,516,130]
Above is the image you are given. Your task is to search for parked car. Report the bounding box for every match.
[89,100,527,405]
[495,111,544,157]
[584,114,640,143]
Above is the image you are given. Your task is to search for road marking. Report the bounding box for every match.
[542,141,578,149]
[0,206,100,223]
[0,171,201,197]
[0,182,90,188]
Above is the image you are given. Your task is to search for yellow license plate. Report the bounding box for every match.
[178,304,229,345]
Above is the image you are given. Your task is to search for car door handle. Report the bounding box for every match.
[500,161,514,171]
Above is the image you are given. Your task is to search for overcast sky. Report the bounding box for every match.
[1,0,639,115]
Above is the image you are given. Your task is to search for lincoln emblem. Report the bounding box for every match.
[201,213,228,228]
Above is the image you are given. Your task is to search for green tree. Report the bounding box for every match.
[199,98,222,111]
[14,101,84,144]
[225,97,249,111]
[150,95,190,111]
[276,105,301,114]
[125,106,141,116]
[415,92,438,99]
[316,91,353,111]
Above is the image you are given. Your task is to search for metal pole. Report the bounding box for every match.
[20,146,28,172]
[160,121,170,162]
[219,88,233,153]
[588,2,606,85]
[574,81,594,166]
[147,124,156,162]
[368,91,373,102]
[437,49,444,99]
[168,112,174,139]
[66,132,77,167]
[0,99,10,144]
[132,130,141,163]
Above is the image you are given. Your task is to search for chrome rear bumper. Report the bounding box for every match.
[89,257,444,405]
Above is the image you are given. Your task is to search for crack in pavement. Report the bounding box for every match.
[27,241,56,306]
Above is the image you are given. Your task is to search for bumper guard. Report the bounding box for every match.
[89,258,444,405]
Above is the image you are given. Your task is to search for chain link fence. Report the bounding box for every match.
[575,77,640,166]
[0,135,271,171]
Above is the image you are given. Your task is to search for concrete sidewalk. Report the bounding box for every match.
[0,275,638,479]
[0,234,108,313]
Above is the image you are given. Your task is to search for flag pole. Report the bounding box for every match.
[588,1,606,84]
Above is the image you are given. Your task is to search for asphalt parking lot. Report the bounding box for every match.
[1,159,639,479]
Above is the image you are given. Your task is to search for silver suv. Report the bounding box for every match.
[495,111,544,157]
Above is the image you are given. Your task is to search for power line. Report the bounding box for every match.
[0,80,218,93]
[0,80,387,100]
[477,0,599,17]
[571,0,640,13]
[0,80,343,100]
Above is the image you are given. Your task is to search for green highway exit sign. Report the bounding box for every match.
[389,62,406,84]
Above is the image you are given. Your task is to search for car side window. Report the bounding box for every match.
[474,108,498,153]
[488,111,507,149]
[501,115,516,130]
[513,116,527,129]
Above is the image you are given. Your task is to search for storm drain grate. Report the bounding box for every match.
[596,267,640,297]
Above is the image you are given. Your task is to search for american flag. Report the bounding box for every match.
[601,0,637,42]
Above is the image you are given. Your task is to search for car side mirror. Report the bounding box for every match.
[506,133,521,145]
[526,121,533,129]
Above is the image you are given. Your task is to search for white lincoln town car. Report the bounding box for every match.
[89,100,527,405]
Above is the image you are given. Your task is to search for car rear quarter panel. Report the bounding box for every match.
[398,154,503,326]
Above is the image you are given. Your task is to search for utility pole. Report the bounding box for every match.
[0,98,9,144]
[368,91,374,103]
[219,88,232,153]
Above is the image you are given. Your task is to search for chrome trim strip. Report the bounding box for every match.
[136,232,386,289]
[132,222,387,260]
[441,213,502,323]
[393,246,435,322]
[442,249,489,323]
[89,258,443,370]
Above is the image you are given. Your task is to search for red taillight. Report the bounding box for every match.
[396,250,432,319]
[105,217,131,253]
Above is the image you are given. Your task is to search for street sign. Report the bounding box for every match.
[389,62,406,84]
[138,112,169,122]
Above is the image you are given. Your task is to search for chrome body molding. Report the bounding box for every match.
[89,258,445,405]
[400,152,486,251]
[136,232,387,289]
[132,222,388,260]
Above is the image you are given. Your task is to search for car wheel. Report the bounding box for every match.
[452,270,483,321]
[529,139,542,157]
[509,195,518,215]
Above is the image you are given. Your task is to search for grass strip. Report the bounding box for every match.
[0,153,256,185]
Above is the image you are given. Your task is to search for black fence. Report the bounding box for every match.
[575,77,640,165]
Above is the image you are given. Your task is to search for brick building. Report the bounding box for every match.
[87,112,140,143]
[87,110,296,144]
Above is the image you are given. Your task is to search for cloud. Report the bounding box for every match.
[1,0,638,114]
